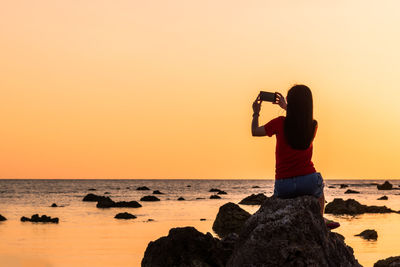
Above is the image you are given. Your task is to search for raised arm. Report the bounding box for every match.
[251,96,267,136]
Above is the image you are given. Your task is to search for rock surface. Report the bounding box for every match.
[238,193,267,205]
[82,193,108,202]
[0,214,6,221]
[377,181,393,190]
[377,196,388,200]
[96,197,142,208]
[140,196,160,202]
[212,202,251,238]
[374,256,400,267]
[355,229,377,240]
[325,198,397,215]
[345,189,360,194]
[114,212,136,219]
[136,186,150,191]
[21,214,59,223]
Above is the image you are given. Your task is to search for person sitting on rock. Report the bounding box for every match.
[251,84,339,230]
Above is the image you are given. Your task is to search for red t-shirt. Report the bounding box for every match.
[264,116,316,179]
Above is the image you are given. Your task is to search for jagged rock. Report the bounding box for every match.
[21,214,59,223]
[0,214,6,221]
[177,197,185,201]
[355,229,377,240]
[377,196,388,200]
[377,181,393,190]
[238,193,267,205]
[209,188,221,192]
[210,195,221,199]
[217,190,227,195]
[142,227,231,267]
[152,190,163,194]
[345,189,360,194]
[325,198,396,215]
[114,212,136,219]
[96,197,142,208]
[227,196,360,266]
[374,256,400,267]
[212,202,251,238]
[340,184,349,188]
[51,203,57,207]
[82,193,108,202]
[136,186,150,191]
[140,195,160,202]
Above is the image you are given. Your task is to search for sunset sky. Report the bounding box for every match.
[1,1,399,179]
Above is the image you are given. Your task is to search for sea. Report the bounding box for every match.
[0,179,399,267]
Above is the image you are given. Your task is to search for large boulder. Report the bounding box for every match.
[374,256,400,267]
[0,214,6,221]
[82,193,108,202]
[142,227,231,267]
[96,197,142,208]
[355,229,377,240]
[238,193,267,205]
[325,198,396,215]
[212,202,251,238]
[227,196,360,266]
[377,181,393,190]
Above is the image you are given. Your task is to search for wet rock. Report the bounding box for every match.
[82,193,108,202]
[325,198,397,215]
[340,184,349,188]
[88,188,96,191]
[227,196,360,266]
[238,193,267,205]
[136,186,150,191]
[345,189,360,194]
[20,214,59,223]
[209,188,221,192]
[210,195,221,199]
[374,256,400,267]
[152,190,163,194]
[355,229,377,240]
[377,181,393,190]
[51,203,57,207]
[217,190,227,195]
[212,202,251,238]
[0,214,6,221]
[140,195,160,202]
[377,196,388,200]
[96,197,142,208]
[114,212,136,220]
[252,186,260,188]
[177,197,185,201]
[142,227,230,267]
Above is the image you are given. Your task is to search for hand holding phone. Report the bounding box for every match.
[259,91,277,102]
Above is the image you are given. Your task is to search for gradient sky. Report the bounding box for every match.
[1,1,399,179]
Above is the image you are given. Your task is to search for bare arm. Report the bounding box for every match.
[251,96,267,136]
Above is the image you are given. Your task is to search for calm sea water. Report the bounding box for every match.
[0,179,399,267]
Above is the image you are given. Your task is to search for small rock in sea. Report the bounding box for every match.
[377,196,388,200]
[82,193,108,202]
[187,185,191,187]
[377,181,393,190]
[210,195,221,199]
[126,187,130,189]
[340,184,349,188]
[51,203,58,207]
[147,219,154,222]
[238,193,267,205]
[140,195,160,202]
[374,256,400,267]
[328,186,336,188]
[252,186,260,188]
[104,192,110,194]
[209,188,221,192]
[212,202,251,238]
[96,197,142,208]
[355,229,377,240]
[88,188,96,191]
[177,197,185,201]
[345,189,360,194]
[114,212,136,220]
[217,190,227,195]
[152,190,164,194]
[196,197,205,200]
[200,218,206,221]
[137,186,150,191]
[0,214,6,221]
[21,214,59,223]
[325,198,396,215]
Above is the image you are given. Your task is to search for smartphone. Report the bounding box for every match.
[259,91,276,102]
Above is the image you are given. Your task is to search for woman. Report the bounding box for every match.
[251,84,339,229]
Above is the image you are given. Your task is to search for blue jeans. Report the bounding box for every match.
[274,172,324,199]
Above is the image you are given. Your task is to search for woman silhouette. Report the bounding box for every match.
[251,84,339,229]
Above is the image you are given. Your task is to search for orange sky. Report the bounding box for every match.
[1,1,400,179]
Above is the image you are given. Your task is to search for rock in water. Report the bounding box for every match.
[142,227,231,267]
[345,189,360,194]
[177,197,185,201]
[96,197,142,208]
[355,229,377,240]
[238,193,267,205]
[212,202,251,238]
[140,196,160,202]
[136,186,150,191]
[217,190,227,195]
[210,195,221,199]
[82,193,108,202]
[20,214,59,223]
[325,198,396,215]
[51,203,58,207]
[152,190,163,194]
[374,256,400,267]
[209,188,221,192]
[0,214,6,221]
[377,181,393,190]
[114,212,136,219]
[227,196,360,266]
[340,184,349,188]
[377,196,388,200]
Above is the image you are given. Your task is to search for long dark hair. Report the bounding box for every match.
[284,85,317,150]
